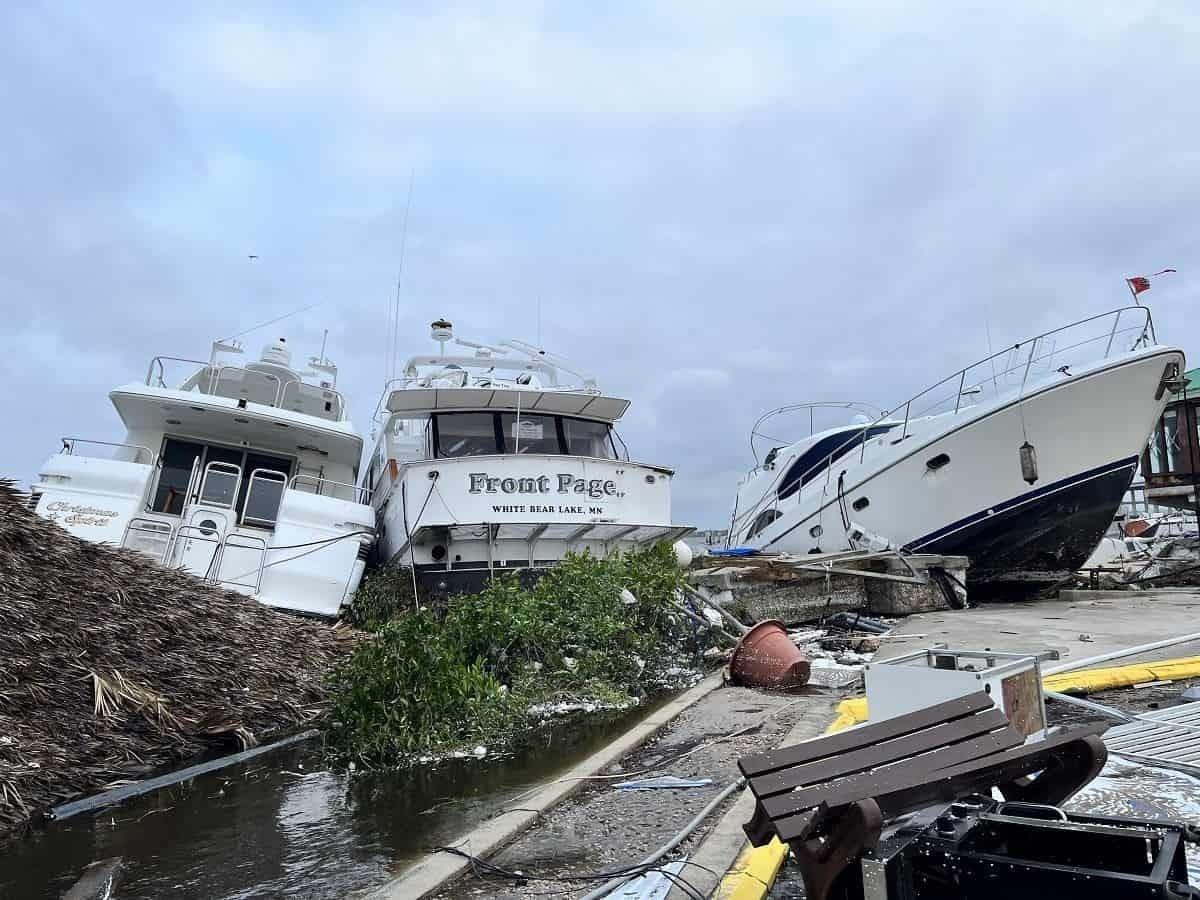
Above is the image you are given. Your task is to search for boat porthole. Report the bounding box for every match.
[926,452,950,471]
[645,474,655,484]
[198,519,218,536]
[432,544,447,561]
[810,524,823,538]
[852,497,869,512]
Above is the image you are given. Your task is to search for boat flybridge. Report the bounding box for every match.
[32,336,374,617]
[728,306,1187,597]
[366,319,691,595]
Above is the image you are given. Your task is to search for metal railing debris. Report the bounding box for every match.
[47,730,319,823]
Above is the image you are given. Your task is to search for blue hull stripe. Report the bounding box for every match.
[904,454,1140,553]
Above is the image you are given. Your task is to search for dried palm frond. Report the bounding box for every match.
[0,479,360,837]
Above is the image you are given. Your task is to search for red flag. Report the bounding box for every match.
[1127,276,1151,295]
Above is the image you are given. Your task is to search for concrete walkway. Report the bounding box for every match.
[875,588,1200,665]
[431,684,841,900]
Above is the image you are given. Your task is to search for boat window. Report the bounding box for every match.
[499,413,560,454]
[434,413,500,457]
[1163,408,1183,471]
[563,418,617,459]
[151,438,204,515]
[747,508,783,540]
[777,425,897,500]
[151,439,293,522]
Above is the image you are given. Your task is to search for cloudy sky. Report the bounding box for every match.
[3,1,1199,527]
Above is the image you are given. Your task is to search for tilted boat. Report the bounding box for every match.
[727,306,1186,596]
[31,336,374,616]
[365,319,691,595]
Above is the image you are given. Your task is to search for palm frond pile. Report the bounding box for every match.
[0,480,355,836]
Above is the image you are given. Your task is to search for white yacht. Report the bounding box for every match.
[727,306,1186,597]
[31,336,375,617]
[366,319,690,595]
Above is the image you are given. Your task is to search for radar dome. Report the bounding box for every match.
[261,337,292,367]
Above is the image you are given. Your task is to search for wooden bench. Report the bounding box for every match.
[738,693,1107,900]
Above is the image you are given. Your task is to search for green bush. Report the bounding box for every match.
[345,566,416,630]
[324,545,690,765]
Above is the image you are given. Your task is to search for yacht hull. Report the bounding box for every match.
[744,347,1184,598]
[912,455,1138,596]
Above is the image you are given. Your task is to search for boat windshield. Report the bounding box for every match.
[432,412,618,459]
[777,424,897,499]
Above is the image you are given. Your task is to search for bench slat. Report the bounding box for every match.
[749,707,1011,798]
[738,692,995,778]
[761,726,1022,819]
[771,725,1105,841]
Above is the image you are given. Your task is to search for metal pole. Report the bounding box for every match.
[1103,308,1122,358]
[954,369,966,414]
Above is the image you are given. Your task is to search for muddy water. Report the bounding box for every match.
[0,704,662,899]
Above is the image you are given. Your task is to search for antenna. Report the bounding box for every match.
[221,303,318,343]
[389,170,416,381]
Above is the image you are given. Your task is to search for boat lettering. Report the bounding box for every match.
[44,501,118,526]
[469,472,618,499]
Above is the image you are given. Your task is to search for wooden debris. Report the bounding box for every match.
[0,480,357,837]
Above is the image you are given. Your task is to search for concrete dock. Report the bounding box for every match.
[876,587,1200,665]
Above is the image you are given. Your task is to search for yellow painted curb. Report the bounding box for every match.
[1043,655,1200,694]
[711,654,1200,899]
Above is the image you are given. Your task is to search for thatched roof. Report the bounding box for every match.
[0,480,355,837]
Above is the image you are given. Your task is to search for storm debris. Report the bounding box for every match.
[0,480,356,837]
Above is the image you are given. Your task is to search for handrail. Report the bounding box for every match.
[289,473,373,504]
[144,357,346,423]
[61,437,156,465]
[749,401,888,465]
[732,306,1157,537]
[145,356,210,388]
[373,377,607,424]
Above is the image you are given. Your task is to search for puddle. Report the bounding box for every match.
[0,701,666,899]
[1067,759,1200,881]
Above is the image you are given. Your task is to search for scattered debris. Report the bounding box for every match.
[728,620,810,690]
[0,480,355,837]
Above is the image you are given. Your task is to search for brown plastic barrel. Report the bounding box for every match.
[728,619,811,690]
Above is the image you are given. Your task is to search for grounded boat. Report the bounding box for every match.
[31,336,374,617]
[365,319,690,595]
[727,306,1186,596]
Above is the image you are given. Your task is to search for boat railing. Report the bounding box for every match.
[144,356,346,422]
[289,473,373,505]
[372,376,603,424]
[60,437,156,465]
[145,356,210,389]
[732,306,1157,537]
